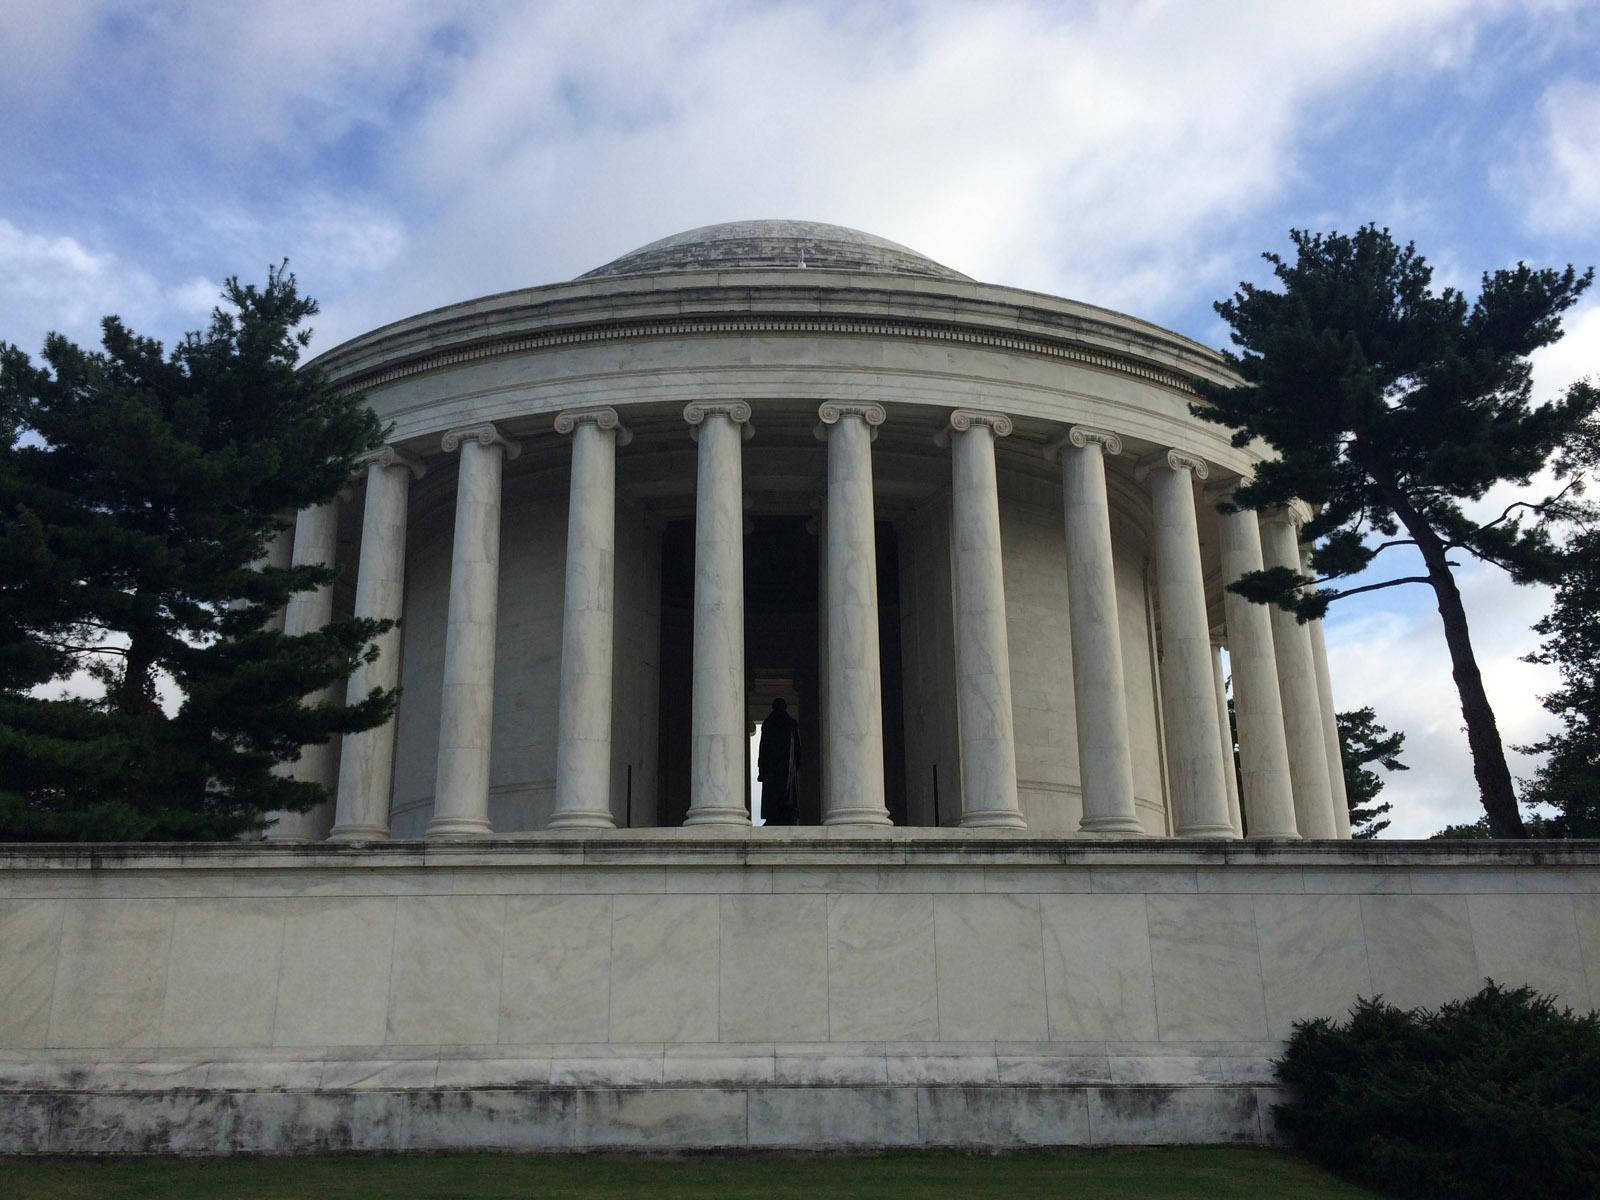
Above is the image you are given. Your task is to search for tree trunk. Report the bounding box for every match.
[1386,492,1527,838]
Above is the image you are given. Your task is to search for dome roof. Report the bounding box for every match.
[577,219,971,282]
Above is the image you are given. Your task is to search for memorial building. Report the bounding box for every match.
[275,218,1352,844]
[2,221,1595,1156]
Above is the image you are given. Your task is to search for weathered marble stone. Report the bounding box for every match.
[1254,895,1370,1038]
[933,894,1047,1040]
[500,895,612,1044]
[1361,894,1480,1010]
[1146,895,1268,1040]
[608,894,719,1042]
[1040,893,1159,1040]
[827,893,938,1040]
[385,895,505,1045]
[160,899,283,1048]
[274,897,396,1047]
[0,899,62,1049]
[1466,894,1589,1008]
[747,1086,920,1147]
[719,894,829,1042]
[49,899,173,1049]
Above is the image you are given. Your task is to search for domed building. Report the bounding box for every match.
[10,224,1596,1158]
[280,219,1353,843]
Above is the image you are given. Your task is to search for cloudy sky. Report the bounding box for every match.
[4,0,1597,835]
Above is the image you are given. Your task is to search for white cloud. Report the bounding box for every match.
[0,218,165,351]
[1510,77,1600,236]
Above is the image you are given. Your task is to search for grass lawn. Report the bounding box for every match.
[0,1146,1383,1199]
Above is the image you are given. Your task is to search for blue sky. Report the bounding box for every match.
[4,1,1597,835]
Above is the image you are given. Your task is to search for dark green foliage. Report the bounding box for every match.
[1275,983,1600,1200]
[1518,523,1600,837]
[1337,707,1405,838]
[0,267,393,840]
[1195,225,1596,837]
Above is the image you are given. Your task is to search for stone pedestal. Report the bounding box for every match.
[331,448,423,841]
[818,402,891,827]
[429,424,518,839]
[683,402,753,826]
[550,409,631,830]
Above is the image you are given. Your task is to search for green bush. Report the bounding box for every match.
[1274,982,1600,1200]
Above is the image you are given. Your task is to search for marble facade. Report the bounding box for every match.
[1,837,1596,1153]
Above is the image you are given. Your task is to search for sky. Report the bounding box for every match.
[3,0,1597,836]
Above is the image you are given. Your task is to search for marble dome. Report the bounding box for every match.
[577,218,972,281]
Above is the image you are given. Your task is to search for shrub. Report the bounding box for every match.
[1274,982,1600,1200]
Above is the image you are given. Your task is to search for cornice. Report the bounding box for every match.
[326,311,1210,401]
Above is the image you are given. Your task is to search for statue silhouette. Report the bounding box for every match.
[757,697,802,825]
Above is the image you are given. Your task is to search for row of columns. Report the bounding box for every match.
[271,404,1348,841]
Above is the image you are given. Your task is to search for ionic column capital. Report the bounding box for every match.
[441,422,521,460]
[1044,424,1123,462]
[935,408,1012,448]
[358,445,426,479]
[1135,447,1210,483]
[814,401,886,442]
[1260,499,1315,528]
[683,400,755,442]
[555,406,633,446]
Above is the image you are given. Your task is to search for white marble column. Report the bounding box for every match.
[1307,605,1354,838]
[1259,510,1338,838]
[1211,642,1244,837]
[1143,450,1235,838]
[683,401,753,826]
[1214,499,1300,838]
[330,448,424,840]
[238,523,295,632]
[549,408,631,830]
[816,402,892,826]
[1046,426,1143,836]
[266,500,342,840]
[429,423,519,838]
[943,409,1025,829]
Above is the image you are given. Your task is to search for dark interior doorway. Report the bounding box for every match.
[655,515,907,826]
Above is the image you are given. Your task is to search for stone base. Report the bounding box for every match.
[2,834,1596,1156]
[0,1083,1278,1155]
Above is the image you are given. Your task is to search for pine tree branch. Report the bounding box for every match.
[1451,480,1581,547]
[1325,575,1435,601]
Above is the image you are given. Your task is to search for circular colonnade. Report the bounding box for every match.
[267,220,1352,842]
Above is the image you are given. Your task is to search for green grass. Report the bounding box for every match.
[0,1147,1382,1199]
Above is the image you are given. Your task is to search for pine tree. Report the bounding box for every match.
[1337,707,1406,838]
[1518,521,1600,837]
[1195,226,1595,837]
[0,266,394,840]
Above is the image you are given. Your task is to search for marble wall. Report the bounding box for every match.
[1,839,1595,1153]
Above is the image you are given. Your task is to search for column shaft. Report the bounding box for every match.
[1308,612,1354,838]
[1052,428,1142,835]
[331,450,421,840]
[1216,503,1299,837]
[1259,514,1337,838]
[429,425,517,838]
[1211,642,1244,836]
[550,410,629,829]
[1147,453,1235,838]
[267,501,341,840]
[819,403,891,825]
[683,402,752,825]
[946,410,1025,829]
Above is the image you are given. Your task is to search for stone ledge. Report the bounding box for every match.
[5,835,1598,874]
[0,1083,1280,1154]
